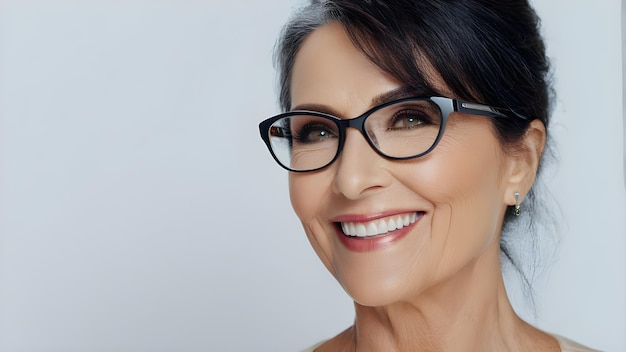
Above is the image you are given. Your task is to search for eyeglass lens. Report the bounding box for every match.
[266,99,443,171]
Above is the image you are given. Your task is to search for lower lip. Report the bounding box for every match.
[335,217,420,252]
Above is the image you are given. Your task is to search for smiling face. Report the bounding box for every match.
[288,22,521,306]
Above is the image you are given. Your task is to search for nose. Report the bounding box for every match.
[332,128,392,200]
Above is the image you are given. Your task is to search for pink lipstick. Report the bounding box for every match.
[332,211,424,252]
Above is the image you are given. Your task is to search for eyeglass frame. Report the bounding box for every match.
[258,96,530,173]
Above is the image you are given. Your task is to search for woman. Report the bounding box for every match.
[259,1,598,351]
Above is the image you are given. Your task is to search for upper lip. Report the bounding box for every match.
[331,210,423,223]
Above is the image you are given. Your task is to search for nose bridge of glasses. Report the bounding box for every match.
[333,111,384,159]
[339,112,372,140]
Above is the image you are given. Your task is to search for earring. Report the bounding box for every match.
[513,192,521,216]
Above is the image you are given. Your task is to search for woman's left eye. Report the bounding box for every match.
[389,111,431,129]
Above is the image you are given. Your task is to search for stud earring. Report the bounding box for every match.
[514,192,521,216]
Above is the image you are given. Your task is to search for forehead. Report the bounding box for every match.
[289,22,403,114]
[290,22,448,115]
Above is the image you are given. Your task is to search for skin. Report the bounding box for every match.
[288,23,558,352]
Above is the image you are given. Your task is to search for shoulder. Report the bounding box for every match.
[299,340,325,352]
[551,334,602,352]
[301,334,601,352]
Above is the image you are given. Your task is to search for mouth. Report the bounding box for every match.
[332,211,424,252]
[337,211,424,238]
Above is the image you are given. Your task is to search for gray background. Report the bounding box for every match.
[0,0,625,351]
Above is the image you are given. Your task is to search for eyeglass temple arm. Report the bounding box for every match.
[456,101,530,121]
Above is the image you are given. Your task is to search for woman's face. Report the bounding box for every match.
[289,23,521,306]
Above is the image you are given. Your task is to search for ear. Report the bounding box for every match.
[503,119,546,205]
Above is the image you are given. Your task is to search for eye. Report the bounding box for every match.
[389,110,433,130]
[294,123,338,144]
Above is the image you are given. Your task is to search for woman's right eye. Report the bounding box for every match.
[294,123,338,143]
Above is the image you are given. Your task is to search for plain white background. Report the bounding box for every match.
[0,0,624,351]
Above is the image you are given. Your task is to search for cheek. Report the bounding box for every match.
[288,173,328,222]
[405,128,507,269]
[288,172,336,270]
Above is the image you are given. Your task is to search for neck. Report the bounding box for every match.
[344,242,550,352]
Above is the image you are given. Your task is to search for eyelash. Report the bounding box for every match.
[387,109,433,130]
[293,123,337,143]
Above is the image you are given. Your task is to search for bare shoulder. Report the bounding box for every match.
[301,327,354,352]
[552,334,602,352]
[300,330,600,352]
[299,340,325,352]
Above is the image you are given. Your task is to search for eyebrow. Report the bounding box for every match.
[291,86,423,118]
[370,86,420,107]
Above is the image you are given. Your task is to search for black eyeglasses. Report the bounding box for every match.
[259,96,529,172]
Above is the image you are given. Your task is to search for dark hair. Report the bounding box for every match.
[275,0,555,301]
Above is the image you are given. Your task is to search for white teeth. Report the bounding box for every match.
[388,218,397,231]
[355,224,366,237]
[340,212,421,238]
[366,223,378,236]
[378,220,388,234]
